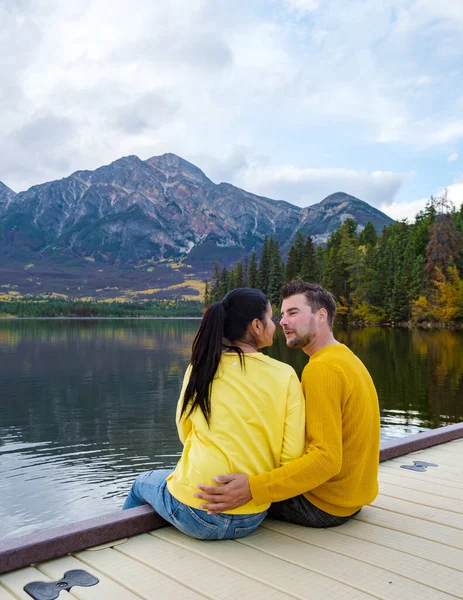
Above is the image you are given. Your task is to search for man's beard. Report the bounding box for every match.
[286,331,314,348]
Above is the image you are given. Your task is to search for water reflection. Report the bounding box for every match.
[0,319,462,538]
[336,327,463,435]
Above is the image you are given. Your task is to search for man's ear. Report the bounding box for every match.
[318,308,328,325]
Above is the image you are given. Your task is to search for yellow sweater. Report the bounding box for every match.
[250,343,380,517]
[167,352,306,514]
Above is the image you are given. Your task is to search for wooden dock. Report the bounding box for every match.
[1,436,462,599]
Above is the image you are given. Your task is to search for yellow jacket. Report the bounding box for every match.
[167,352,306,514]
[250,344,380,517]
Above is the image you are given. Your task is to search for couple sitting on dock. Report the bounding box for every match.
[123,281,381,540]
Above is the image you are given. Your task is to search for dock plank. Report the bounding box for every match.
[378,470,463,500]
[378,481,463,513]
[74,545,207,600]
[372,495,463,529]
[263,519,463,597]
[0,585,19,600]
[238,527,454,600]
[152,526,375,600]
[356,505,463,549]
[326,518,463,573]
[118,532,294,600]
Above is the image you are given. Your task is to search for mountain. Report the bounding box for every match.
[0,154,394,299]
[0,182,16,211]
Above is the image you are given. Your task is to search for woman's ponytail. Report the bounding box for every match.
[180,301,226,424]
[181,288,268,425]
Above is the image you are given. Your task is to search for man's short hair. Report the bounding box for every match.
[282,281,337,329]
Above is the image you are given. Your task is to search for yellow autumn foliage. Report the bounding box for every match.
[412,266,463,323]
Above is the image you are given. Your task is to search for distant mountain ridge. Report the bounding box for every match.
[0,182,16,211]
[0,153,394,298]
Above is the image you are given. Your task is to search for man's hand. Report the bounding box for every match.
[195,474,252,514]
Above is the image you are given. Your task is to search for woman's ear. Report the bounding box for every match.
[250,317,262,337]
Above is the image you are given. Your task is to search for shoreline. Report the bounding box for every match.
[1,315,462,327]
[348,320,463,330]
[0,315,203,320]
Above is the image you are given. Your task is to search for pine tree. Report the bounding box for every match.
[285,231,311,282]
[285,246,299,282]
[324,219,358,303]
[300,236,317,281]
[377,221,420,321]
[204,281,210,306]
[257,236,271,294]
[350,244,385,322]
[242,255,249,287]
[358,222,378,247]
[229,260,244,289]
[315,245,326,284]
[219,268,229,298]
[248,252,258,288]
[209,264,221,302]
[268,242,284,306]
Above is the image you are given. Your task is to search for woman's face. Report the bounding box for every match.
[257,302,276,348]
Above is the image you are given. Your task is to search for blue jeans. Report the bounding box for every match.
[123,469,267,540]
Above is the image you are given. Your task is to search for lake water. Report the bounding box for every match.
[1,319,462,539]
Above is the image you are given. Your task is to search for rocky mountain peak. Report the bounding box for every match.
[0,181,16,212]
[0,181,14,194]
[90,155,146,180]
[145,153,210,185]
[319,192,362,206]
[0,154,395,298]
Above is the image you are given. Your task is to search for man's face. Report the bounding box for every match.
[280,294,318,348]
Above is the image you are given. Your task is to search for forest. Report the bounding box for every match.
[0,299,203,318]
[205,192,463,324]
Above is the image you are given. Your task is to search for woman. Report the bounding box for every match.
[123,288,305,539]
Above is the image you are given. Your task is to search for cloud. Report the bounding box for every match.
[448,152,459,163]
[1,0,463,213]
[2,114,77,187]
[378,119,463,147]
[12,115,74,148]
[429,122,463,145]
[111,92,180,135]
[381,183,463,222]
[283,0,319,14]
[446,183,463,208]
[380,198,429,222]
[190,146,256,184]
[233,163,409,207]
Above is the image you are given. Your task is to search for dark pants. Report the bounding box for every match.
[268,494,360,528]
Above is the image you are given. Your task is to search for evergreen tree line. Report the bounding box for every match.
[205,192,463,324]
[0,299,203,318]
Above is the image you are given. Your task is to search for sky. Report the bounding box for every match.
[1,0,463,222]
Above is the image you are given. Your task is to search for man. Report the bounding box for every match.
[195,281,380,527]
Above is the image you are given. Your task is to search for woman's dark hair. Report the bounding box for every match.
[181,287,269,425]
